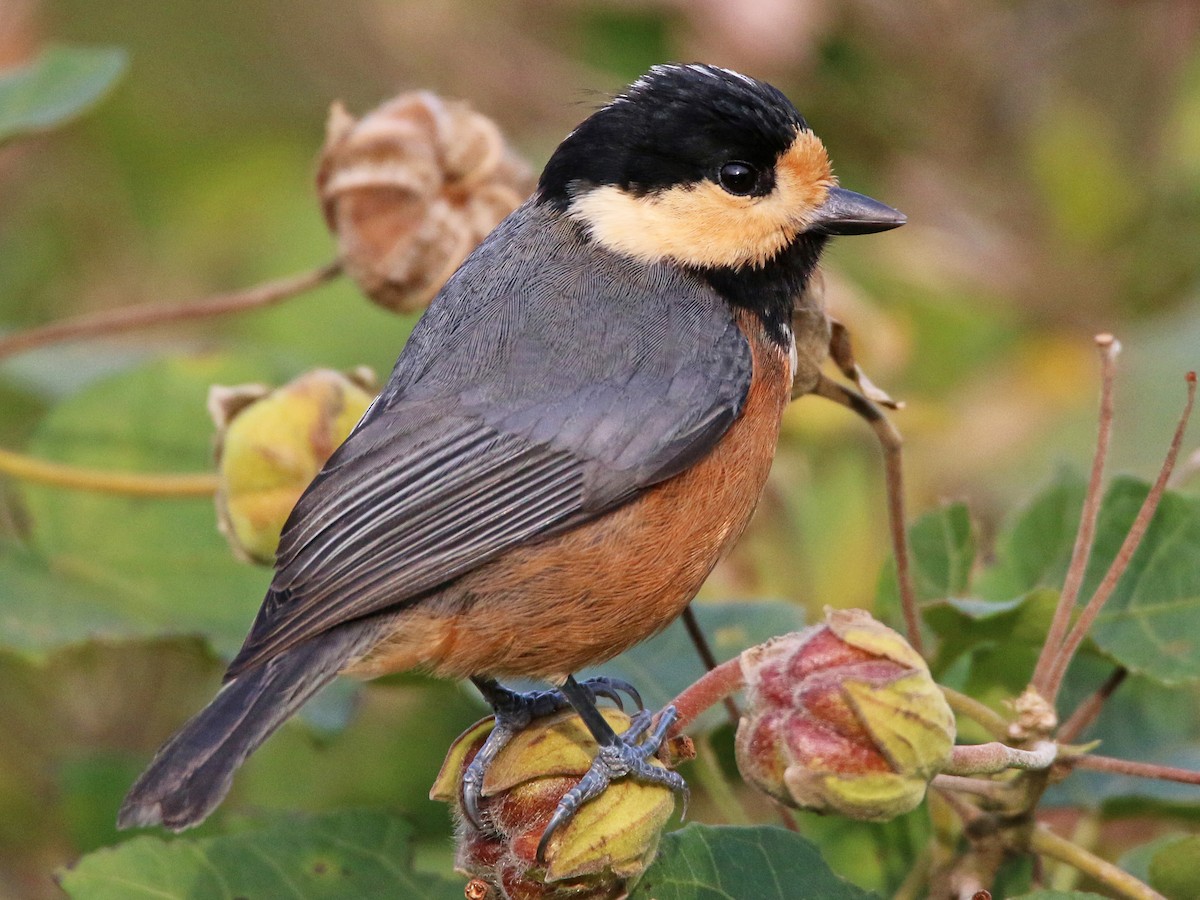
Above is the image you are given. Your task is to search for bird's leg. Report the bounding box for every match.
[536,675,687,863]
[462,675,642,829]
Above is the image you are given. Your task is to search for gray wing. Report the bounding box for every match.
[225,202,751,677]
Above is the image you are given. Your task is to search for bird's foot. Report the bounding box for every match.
[536,705,687,863]
[462,676,643,828]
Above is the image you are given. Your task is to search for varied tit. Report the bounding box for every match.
[119,63,905,852]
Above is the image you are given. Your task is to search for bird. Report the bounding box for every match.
[118,62,905,848]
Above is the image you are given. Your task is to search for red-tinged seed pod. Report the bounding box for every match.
[431,710,678,900]
[735,608,955,821]
[209,367,376,564]
[317,92,534,314]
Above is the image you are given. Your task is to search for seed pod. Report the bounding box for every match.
[431,709,677,899]
[735,608,955,821]
[317,92,534,313]
[209,367,376,564]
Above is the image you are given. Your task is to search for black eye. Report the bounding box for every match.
[717,161,758,195]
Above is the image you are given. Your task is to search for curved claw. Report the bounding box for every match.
[461,722,519,830]
[536,705,686,864]
[579,676,643,712]
[465,675,646,830]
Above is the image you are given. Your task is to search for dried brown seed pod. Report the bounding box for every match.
[317,92,534,314]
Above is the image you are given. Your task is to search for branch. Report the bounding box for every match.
[1030,826,1165,900]
[1073,754,1200,786]
[667,657,744,736]
[0,261,342,362]
[942,741,1057,776]
[810,373,922,656]
[1044,371,1197,701]
[680,605,742,725]
[0,446,218,497]
[1056,666,1127,744]
[932,773,1014,804]
[1031,334,1119,695]
[940,685,1011,741]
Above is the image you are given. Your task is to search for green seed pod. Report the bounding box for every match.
[736,608,955,821]
[209,367,376,564]
[431,709,677,900]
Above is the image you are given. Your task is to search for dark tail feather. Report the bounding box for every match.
[118,621,377,831]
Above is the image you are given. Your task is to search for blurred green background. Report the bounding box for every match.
[2,1,1200,897]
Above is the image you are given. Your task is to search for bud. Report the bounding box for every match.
[317,92,534,314]
[735,608,955,821]
[209,367,376,564]
[431,709,677,899]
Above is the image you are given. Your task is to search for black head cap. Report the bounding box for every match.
[538,64,808,209]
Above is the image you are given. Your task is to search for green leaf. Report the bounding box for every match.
[1010,892,1109,899]
[59,810,462,899]
[1083,478,1200,684]
[924,588,1058,680]
[0,44,128,144]
[1148,835,1200,900]
[0,540,131,657]
[16,355,293,658]
[877,502,975,622]
[975,468,1087,601]
[630,824,881,899]
[1048,653,1200,807]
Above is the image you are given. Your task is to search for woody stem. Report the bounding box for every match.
[0,261,341,362]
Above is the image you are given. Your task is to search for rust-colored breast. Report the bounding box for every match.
[348,309,792,683]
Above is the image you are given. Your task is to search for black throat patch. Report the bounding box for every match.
[698,233,827,347]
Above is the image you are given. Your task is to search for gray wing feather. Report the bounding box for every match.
[226,201,751,677]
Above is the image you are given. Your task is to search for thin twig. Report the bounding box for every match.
[1056,667,1127,744]
[1044,371,1197,702]
[932,774,1015,804]
[0,446,218,497]
[677,608,799,830]
[811,374,923,656]
[891,846,932,900]
[0,261,342,362]
[940,686,1011,741]
[1072,754,1200,786]
[1031,335,1119,695]
[681,605,742,725]
[1030,826,1165,900]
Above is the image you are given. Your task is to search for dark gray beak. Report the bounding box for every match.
[808,187,906,236]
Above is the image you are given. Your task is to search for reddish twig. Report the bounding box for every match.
[1056,667,1127,744]
[680,605,742,725]
[1072,754,1200,786]
[811,374,923,656]
[667,657,744,736]
[1043,371,1197,702]
[1031,335,1119,695]
[0,260,342,362]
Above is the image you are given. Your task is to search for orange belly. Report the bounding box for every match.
[347,309,791,683]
